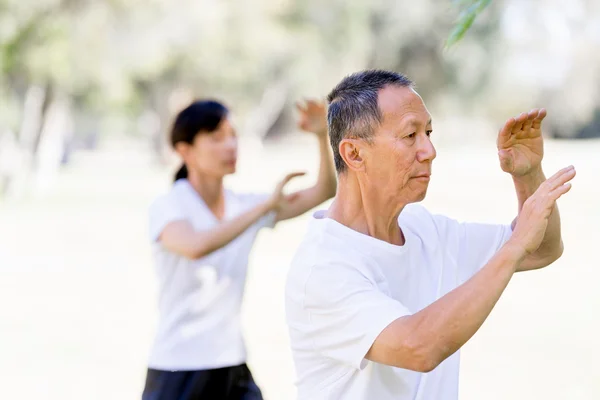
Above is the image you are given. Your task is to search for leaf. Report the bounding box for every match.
[445,0,492,48]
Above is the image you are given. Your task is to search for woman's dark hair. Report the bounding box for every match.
[170,100,229,182]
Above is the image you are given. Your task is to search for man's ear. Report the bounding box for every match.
[339,138,367,172]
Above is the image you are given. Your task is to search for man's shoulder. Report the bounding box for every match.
[292,218,371,263]
[286,224,373,288]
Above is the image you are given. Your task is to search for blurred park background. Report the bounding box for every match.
[0,0,599,399]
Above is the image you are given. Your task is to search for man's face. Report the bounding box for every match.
[363,85,436,204]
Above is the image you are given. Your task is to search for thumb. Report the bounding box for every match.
[498,149,514,173]
[278,172,306,191]
[282,171,306,183]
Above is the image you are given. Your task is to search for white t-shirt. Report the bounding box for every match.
[147,179,275,370]
[285,204,512,400]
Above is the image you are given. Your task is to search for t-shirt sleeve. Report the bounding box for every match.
[303,261,411,370]
[433,214,513,284]
[148,195,186,242]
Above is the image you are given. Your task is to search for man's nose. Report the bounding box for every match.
[417,135,436,163]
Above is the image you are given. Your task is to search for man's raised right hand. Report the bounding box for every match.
[507,165,576,259]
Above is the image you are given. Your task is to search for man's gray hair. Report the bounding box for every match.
[327,70,414,173]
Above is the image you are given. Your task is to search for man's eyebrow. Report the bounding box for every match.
[406,118,432,127]
[398,117,432,130]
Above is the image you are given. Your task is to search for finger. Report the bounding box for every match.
[532,108,547,130]
[497,117,517,145]
[295,101,307,113]
[281,172,306,185]
[548,182,572,201]
[275,172,305,194]
[306,99,318,109]
[315,101,326,111]
[545,165,576,188]
[539,166,575,195]
[513,113,528,132]
[520,109,539,133]
[307,100,325,114]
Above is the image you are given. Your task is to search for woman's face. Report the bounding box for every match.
[178,118,238,178]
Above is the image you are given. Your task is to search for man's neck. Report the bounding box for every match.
[326,174,406,246]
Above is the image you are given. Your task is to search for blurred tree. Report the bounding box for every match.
[0,0,598,199]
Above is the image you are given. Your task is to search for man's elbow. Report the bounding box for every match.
[410,356,439,373]
[527,239,564,271]
[394,338,443,373]
[551,240,565,262]
[542,239,565,266]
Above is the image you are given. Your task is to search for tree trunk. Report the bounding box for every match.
[34,90,72,194]
[5,82,66,199]
[244,79,289,141]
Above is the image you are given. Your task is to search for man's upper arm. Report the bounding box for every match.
[303,262,410,370]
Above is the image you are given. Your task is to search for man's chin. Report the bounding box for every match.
[409,190,428,204]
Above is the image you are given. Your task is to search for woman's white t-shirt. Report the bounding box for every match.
[285,204,512,400]
[147,179,275,371]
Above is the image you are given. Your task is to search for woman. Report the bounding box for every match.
[142,99,336,399]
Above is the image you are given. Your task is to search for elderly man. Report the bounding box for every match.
[285,70,575,400]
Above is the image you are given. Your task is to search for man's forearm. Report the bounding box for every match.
[370,244,523,372]
[422,245,521,366]
[512,168,563,264]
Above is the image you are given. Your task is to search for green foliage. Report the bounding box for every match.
[445,0,492,48]
[0,0,594,143]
